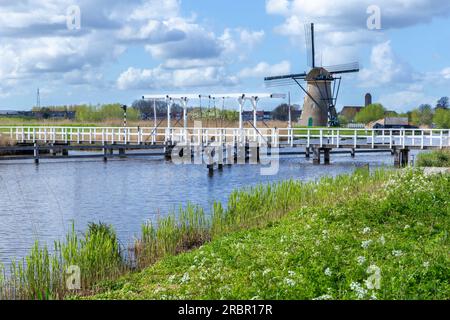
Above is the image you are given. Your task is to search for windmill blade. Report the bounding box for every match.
[264,73,307,82]
[265,73,307,88]
[325,62,360,74]
[264,78,300,88]
[304,23,313,68]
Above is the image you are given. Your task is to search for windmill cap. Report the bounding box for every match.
[306,67,333,81]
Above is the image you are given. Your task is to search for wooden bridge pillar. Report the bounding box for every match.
[323,148,331,165]
[351,148,356,158]
[312,147,332,165]
[164,145,174,161]
[33,143,39,164]
[103,144,108,162]
[394,148,410,167]
[305,147,310,159]
[312,147,321,165]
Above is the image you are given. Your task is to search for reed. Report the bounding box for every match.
[0,169,393,300]
[416,149,450,167]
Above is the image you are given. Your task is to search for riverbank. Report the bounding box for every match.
[417,149,450,167]
[88,169,449,300]
[1,168,448,300]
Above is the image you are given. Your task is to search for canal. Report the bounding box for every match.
[0,151,419,264]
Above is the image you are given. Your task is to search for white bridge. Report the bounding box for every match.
[3,126,450,149]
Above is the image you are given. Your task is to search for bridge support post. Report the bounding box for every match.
[312,147,321,165]
[323,148,331,165]
[207,164,214,176]
[394,148,410,168]
[305,147,310,159]
[103,144,108,162]
[33,143,39,164]
[165,145,174,161]
[119,148,126,158]
[351,148,356,158]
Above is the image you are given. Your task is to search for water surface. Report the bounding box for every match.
[0,151,417,264]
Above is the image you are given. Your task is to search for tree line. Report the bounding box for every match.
[341,96,450,129]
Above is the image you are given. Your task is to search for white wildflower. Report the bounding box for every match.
[180,272,190,284]
[404,225,411,230]
[357,256,366,266]
[379,236,386,245]
[392,250,404,257]
[350,282,367,299]
[361,240,373,249]
[288,271,296,277]
[284,278,296,287]
[262,268,271,276]
[423,261,430,268]
[168,275,176,283]
[324,268,332,277]
[362,227,371,235]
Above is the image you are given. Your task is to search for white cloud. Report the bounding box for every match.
[379,86,436,112]
[238,61,291,78]
[358,41,414,87]
[442,67,450,80]
[266,0,450,66]
[0,0,263,96]
[266,0,290,15]
[117,66,238,90]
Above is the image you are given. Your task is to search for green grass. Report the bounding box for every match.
[416,150,450,168]
[89,169,450,300]
[1,169,448,300]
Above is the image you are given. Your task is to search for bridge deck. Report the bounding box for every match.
[1,126,449,150]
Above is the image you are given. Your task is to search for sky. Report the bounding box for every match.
[0,0,450,112]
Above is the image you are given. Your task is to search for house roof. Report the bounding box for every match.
[340,106,364,119]
[384,117,409,126]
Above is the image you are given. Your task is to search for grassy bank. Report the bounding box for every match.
[1,169,448,300]
[417,149,450,167]
[0,168,390,299]
[91,169,449,300]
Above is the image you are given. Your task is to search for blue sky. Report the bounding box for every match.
[0,0,450,112]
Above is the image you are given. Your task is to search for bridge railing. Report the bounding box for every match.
[1,126,449,149]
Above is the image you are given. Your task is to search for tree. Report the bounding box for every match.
[433,108,450,129]
[436,97,449,110]
[272,103,300,121]
[354,104,386,124]
[411,104,433,127]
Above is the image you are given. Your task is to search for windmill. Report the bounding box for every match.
[265,23,359,127]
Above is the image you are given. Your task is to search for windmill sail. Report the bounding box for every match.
[304,23,313,68]
[325,62,360,74]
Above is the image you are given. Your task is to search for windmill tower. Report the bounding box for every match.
[265,23,360,127]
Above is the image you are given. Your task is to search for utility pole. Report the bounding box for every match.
[36,88,41,109]
[288,91,292,129]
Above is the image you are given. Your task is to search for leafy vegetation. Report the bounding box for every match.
[91,169,450,300]
[0,169,390,300]
[1,169,449,300]
[416,150,450,168]
[354,104,386,124]
[74,104,140,122]
[433,109,450,129]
